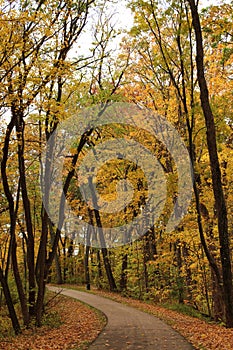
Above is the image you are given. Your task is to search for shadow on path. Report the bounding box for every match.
[47,286,195,350]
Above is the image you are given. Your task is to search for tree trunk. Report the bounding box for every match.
[175,241,184,304]
[143,238,149,294]
[54,250,63,284]
[182,243,193,302]
[12,233,30,326]
[15,113,36,317]
[48,223,63,284]
[84,225,92,290]
[35,208,49,326]
[188,0,233,327]
[0,117,22,333]
[88,176,117,291]
[96,249,103,288]
[211,269,225,322]
[101,246,117,291]
[120,253,128,292]
[0,267,21,335]
[84,245,91,290]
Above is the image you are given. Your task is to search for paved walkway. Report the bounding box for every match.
[47,286,195,350]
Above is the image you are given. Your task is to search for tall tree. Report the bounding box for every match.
[188,0,233,328]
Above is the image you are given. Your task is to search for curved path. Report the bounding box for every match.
[47,286,194,350]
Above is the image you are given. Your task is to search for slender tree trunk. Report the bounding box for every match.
[135,240,142,299]
[143,238,149,294]
[84,224,92,290]
[148,226,157,260]
[0,116,29,329]
[47,222,63,284]
[188,0,233,328]
[101,246,117,291]
[15,113,36,317]
[88,176,117,291]
[0,267,21,335]
[175,241,184,304]
[211,269,225,321]
[21,235,27,293]
[84,244,91,290]
[35,208,49,326]
[54,250,63,284]
[96,249,103,288]
[120,253,128,292]
[12,232,30,326]
[62,238,67,282]
[182,244,193,303]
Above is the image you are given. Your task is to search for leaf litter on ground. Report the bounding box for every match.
[0,293,106,350]
[1,285,233,350]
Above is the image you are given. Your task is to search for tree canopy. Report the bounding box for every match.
[1,0,233,333]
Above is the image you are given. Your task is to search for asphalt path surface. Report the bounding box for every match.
[47,286,195,350]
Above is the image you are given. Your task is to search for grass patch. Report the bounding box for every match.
[42,310,62,328]
[161,302,211,321]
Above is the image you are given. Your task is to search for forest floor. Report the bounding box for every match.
[0,285,233,350]
[0,292,106,350]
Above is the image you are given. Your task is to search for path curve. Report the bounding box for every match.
[47,286,194,350]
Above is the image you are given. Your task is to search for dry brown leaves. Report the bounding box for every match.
[2,286,232,350]
[94,289,233,350]
[0,294,105,350]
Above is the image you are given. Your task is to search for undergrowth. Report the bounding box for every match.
[161,302,212,322]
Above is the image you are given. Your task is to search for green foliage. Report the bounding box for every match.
[161,302,211,321]
[0,305,16,338]
[0,275,19,306]
[42,311,62,328]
